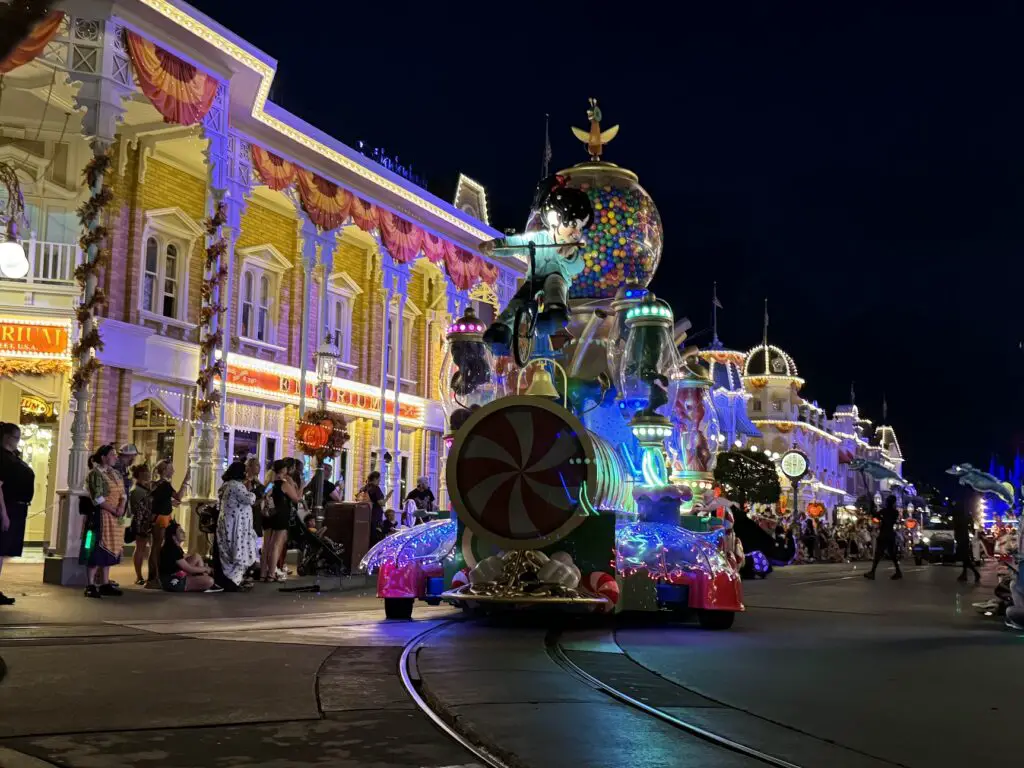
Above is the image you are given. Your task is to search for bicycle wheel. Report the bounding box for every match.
[513,304,536,367]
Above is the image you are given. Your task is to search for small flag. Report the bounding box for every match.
[712,282,723,309]
[542,113,552,178]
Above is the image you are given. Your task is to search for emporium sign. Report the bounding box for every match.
[225,364,421,420]
[0,320,69,356]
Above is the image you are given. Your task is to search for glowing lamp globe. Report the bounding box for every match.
[439,305,498,417]
[0,239,28,279]
[526,162,663,300]
[618,295,676,418]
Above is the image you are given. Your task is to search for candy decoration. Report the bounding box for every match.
[448,398,594,549]
[460,527,502,570]
[584,571,620,612]
[450,568,470,590]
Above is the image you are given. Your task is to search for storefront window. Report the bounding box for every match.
[233,429,260,462]
[132,400,176,468]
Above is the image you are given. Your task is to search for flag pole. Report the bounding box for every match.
[541,113,552,178]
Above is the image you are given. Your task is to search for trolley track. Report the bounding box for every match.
[544,628,805,768]
[399,618,817,768]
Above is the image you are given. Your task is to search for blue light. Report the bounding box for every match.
[360,519,457,573]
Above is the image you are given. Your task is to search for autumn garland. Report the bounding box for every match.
[70,151,112,395]
[195,202,228,418]
[295,410,350,460]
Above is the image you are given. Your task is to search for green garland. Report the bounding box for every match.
[195,202,228,418]
[70,151,113,396]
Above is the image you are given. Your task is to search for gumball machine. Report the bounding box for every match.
[669,356,721,516]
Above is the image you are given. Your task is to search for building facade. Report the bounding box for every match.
[0,1,521,578]
[732,338,906,516]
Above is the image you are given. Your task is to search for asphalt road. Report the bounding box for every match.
[615,561,1016,768]
[0,559,1013,767]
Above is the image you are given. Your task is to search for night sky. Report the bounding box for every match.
[191,0,1024,489]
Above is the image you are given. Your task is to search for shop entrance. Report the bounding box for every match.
[132,399,177,469]
[17,395,57,544]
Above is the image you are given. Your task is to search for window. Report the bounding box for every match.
[387,299,421,382]
[772,399,784,413]
[141,236,185,319]
[324,271,362,367]
[237,244,291,346]
[240,266,276,342]
[752,399,762,412]
[138,209,203,323]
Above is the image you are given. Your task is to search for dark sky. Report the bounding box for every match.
[191,0,1024,488]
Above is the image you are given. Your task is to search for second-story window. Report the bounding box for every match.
[240,266,275,343]
[236,244,291,347]
[138,209,204,325]
[141,236,185,319]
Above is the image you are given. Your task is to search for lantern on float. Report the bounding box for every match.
[668,355,721,505]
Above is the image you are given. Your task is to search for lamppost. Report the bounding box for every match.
[312,334,339,529]
[780,449,809,520]
[0,161,30,279]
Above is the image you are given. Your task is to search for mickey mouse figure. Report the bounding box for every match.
[480,174,593,353]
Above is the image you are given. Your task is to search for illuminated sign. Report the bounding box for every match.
[0,320,69,357]
[20,396,53,418]
[224,364,421,420]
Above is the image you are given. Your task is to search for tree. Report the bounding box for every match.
[714,449,781,509]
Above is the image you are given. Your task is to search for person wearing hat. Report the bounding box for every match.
[115,444,139,497]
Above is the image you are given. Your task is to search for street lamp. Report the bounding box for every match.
[311,333,339,528]
[0,161,30,279]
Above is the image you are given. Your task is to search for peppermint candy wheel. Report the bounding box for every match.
[447,396,596,550]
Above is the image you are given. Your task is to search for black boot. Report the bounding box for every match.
[482,323,512,355]
[863,571,875,580]
[98,583,123,596]
[536,304,569,335]
[84,585,102,599]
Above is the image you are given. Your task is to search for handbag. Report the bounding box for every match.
[124,524,136,544]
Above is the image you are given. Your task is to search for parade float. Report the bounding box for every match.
[361,102,743,627]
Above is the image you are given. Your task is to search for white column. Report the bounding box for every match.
[378,280,393,487]
[391,290,407,502]
[298,215,318,419]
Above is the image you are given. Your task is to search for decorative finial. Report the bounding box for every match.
[850,381,856,405]
[572,97,619,161]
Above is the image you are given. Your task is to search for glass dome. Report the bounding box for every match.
[438,306,499,420]
[526,163,663,300]
[668,359,722,476]
[618,296,677,419]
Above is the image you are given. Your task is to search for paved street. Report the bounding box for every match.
[0,559,1014,767]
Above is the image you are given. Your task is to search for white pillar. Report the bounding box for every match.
[378,281,393,487]
[392,291,407,502]
[298,215,318,419]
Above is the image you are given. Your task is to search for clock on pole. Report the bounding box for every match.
[779,449,809,519]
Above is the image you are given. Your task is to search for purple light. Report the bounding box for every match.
[459,324,466,331]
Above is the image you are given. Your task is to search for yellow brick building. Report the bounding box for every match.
[0,3,521,579]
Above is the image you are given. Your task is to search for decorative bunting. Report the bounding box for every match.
[0,10,63,75]
[248,142,497,287]
[296,168,352,230]
[348,196,378,233]
[251,145,297,191]
[377,208,424,264]
[444,247,480,291]
[125,31,219,125]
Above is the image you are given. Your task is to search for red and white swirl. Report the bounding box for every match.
[454,404,588,540]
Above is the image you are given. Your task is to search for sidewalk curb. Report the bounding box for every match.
[0,746,60,767]
[418,675,530,768]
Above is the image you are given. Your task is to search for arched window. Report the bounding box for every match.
[162,243,178,318]
[241,271,254,338]
[257,274,270,341]
[143,237,158,313]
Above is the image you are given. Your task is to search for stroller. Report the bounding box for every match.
[290,510,348,578]
[974,553,1018,618]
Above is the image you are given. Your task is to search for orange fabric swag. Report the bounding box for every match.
[252,145,298,191]
[0,11,63,75]
[297,168,352,230]
[125,31,218,125]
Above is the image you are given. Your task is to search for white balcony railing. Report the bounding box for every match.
[1,236,84,287]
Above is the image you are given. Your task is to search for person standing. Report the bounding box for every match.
[148,459,190,588]
[115,444,138,497]
[261,459,300,582]
[128,464,155,585]
[215,461,258,590]
[953,504,981,583]
[864,495,903,580]
[84,444,127,598]
[0,423,34,606]
[361,471,391,545]
[244,457,265,540]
